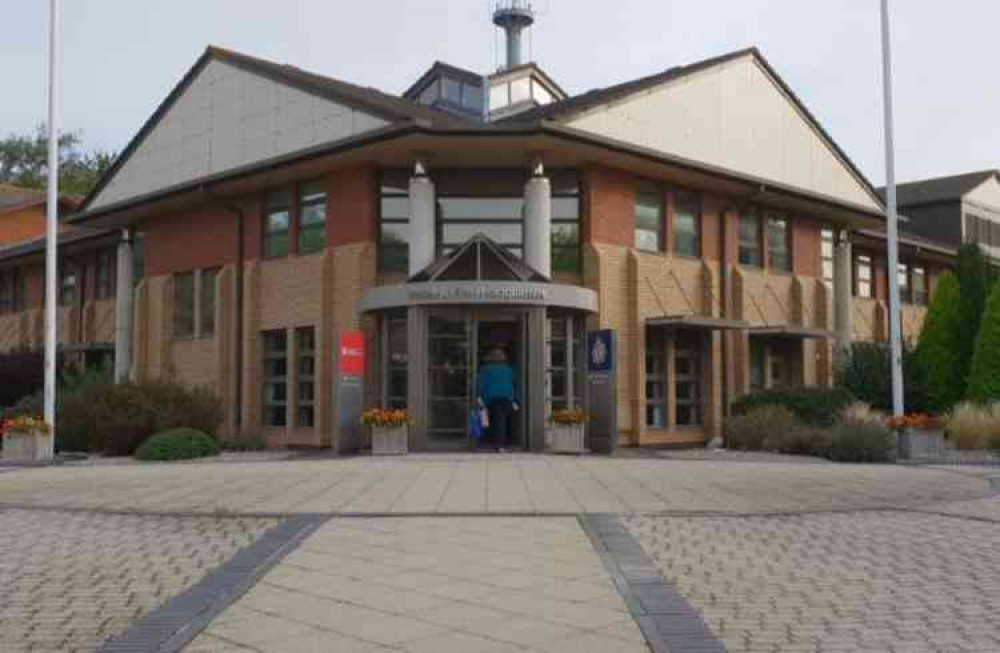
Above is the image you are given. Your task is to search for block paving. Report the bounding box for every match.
[0,508,277,652]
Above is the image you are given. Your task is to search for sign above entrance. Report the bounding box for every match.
[360,281,598,313]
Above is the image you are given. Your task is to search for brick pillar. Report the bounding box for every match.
[242,262,261,432]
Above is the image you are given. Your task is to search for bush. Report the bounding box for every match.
[218,434,268,452]
[839,402,887,428]
[967,283,1000,403]
[943,401,1000,450]
[135,428,218,462]
[914,273,965,412]
[726,405,801,451]
[732,387,854,427]
[56,379,224,456]
[955,244,995,394]
[826,423,895,463]
[835,342,929,414]
[0,350,44,408]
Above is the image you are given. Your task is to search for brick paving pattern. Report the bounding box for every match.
[0,509,277,652]
[625,502,1000,653]
[185,517,649,652]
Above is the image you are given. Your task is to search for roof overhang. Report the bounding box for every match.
[647,315,750,330]
[853,228,956,263]
[67,121,887,232]
[748,325,833,340]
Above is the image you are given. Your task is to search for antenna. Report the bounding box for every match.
[492,0,535,70]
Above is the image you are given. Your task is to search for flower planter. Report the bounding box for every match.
[547,423,586,454]
[897,426,945,460]
[2,429,53,462]
[371,426,408,456]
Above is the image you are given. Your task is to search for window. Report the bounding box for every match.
[770,349,790,388]
[379,172,410,273]
[59,267,77,306]
[264,190,291,258]
[418,81,438,105]
[0,271,11,314]
[821,228,835,286]
[551,171,581,273]
[385,316,408,409]
[855,255,873,298]
[645,329,666,428]
[634,188,663,252]
[739,212,762,266]
[96,249,116,299]
[673,190,700,257]
[897,263,910,304]
[297,180,327,254]
[767,216,791,272]
[912,266,927,305]
[462,83,483,110]
[200,268,218,337]
[262,330,288,427]
[750,340,765,391]
[436,171,528,258]
[674,331,702,427]
[296,327,315,428]
[173,272,195,337]
[441,77,462,104]
[546,315,582,418]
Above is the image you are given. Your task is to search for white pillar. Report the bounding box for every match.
[408,162,435,277]
[834,230,853,353]
[114,230,134,382]
[524,161,551,277]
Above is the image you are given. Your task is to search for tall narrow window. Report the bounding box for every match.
[379,172,410,273]
[0,271,11,314]
[297,180,327,254]
[199,268,218,337]
[173,272,195,337]
[264,190,292,258]
[634,188,663,252]
[551,172,581,273]
[767,216,791,272]
[645,329,666,427]
[750,341,766,391]
[96,249,116,299]
[897,263,910,304]
[673,190,700,257]
[59,267,78,306]
[296,327,315,428]
[912,266,927,305]
[386,316,408,409]
[821,228,835,287]
[739,212,762,266]
[674,331,702,427]
[855,255,873,298]
[262,330,288,427]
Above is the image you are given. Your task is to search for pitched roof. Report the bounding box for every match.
[878,169,1000,206]
[408,233,549,283]
[0,185,82,215]
[0,226,116,264]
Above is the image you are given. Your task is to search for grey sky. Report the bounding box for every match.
[4,1,997,187]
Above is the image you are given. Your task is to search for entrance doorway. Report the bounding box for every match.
[426,308,527,450]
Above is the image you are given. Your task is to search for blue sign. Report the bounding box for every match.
[587,329,614,373]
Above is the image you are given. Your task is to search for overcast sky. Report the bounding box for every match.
[4,1,997,186]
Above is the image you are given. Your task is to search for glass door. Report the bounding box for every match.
[427,311,472,448]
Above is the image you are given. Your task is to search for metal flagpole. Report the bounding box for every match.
[44,0,60,457]
[880,0,905,417]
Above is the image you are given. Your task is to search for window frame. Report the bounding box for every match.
[911,266,928,306]
[739,211,763,267]
[897,262,911,304]
[263,189,292,259]
[854,254,873,299]
[172,271,196,338]
[199,267,219,338]
[766,215,792,273]
[634,186,664,253]
[262,330,288,428]
[644,329,667,428]
[378,171,411,274]
[672,189,701,258]
[296,327,316,428]
[96,248,116,300]
[296,179,327,255]
[550,172,582,274]
[821,227,835,287]
[59,265,78,307]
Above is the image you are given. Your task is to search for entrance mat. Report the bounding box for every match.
[580,513,725,653]
[100,514,327,653]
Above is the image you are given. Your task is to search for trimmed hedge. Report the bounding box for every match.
[135,428,218,462]
[726,405,800,451]
[732,387,854,427]
[967,283,1000,403]
[826,423,894,463]
[914,272,965,412]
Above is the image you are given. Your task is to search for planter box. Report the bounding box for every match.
[371,426,408,456]
[897,426,945,460]
[2,429,53,462]
[547,423,586,454]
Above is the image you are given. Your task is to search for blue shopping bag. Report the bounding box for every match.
[470,409,483,442]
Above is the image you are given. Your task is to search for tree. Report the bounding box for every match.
[914,272,965,412]
[835,341,929,413]
[967,282,1000,403]
[955,243,995,392]
[0,124,115,197]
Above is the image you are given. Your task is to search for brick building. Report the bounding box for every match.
[0,31,953,450]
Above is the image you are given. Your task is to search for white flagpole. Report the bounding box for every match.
[880,0,905,417]
[44,0,60,457]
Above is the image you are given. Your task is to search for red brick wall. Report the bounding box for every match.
[793,219,822,278]
[145,205,241,277]
[329,167,377,246]
[700,194,725,261]
[584,166,633,248]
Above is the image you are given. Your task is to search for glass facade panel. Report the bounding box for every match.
[546,315,582,417]
[386,316,408,408]
[462,83,483,110]
[635,190,663,252]
[674,331,701,427]
[427,314,470,442]
[296,327,315,428]
[673,190,700,257]
[298,179,327,254]
[441,77,462,104]
[264,190,291,258]
[173,272,194,337]
[821,228,835,286]
[645,329,666,428]
[739,213,762,266]
[856,255,873,298]
[767,216,791,272]
[379,172,410,273]
[262,330,287,427]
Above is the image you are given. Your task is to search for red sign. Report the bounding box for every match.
[339,330,365,376]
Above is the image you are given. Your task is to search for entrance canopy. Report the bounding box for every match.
[647,314,749,330]
[360,234,597,312]
[748,325,833,340]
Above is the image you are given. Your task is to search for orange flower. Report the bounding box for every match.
[886,413,941,429]
[550,408,588,425]
[360,407,410,428]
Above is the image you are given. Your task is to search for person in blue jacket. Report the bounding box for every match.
[476,347,518,452]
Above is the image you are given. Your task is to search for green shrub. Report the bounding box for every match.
[732,387,854,427]
[135,428,218,462]
[726,405,800,451]
[826,423,894,463]
[218,434,268,452]
[914,273,965,412]
[967,283,1000,403]
[763,425,831,457]
[943,401,1000,450]
[835,342,929,414]
[955,244,995,394]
